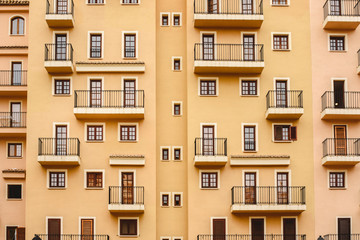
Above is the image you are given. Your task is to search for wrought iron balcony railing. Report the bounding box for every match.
[0,112,26,128]
[34,234,109,240]
[323,0,360,19]
[197,234,306,240]
[195,138,227,156]
[109,186,144,205]
[266,90,303,109]
[194,0,263,15]
[0,70,27,86]
[46,0,74,16]
[38,138,80,156]
[45,44,74,62]
[322,138,360,157]
[321,91,360,111]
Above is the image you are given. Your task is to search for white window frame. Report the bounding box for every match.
[271,123,294,142]
[172,12,182,26]
[6,183,23,200]
[6,141,23,159]
[249,217,266,234]
[118,122,139,142]
[45,217,63,235]
[47,169,68,189]
[328,170,347,190]
[240,78,260,97]
[9,15,26,36]
[118,217,139,237]
[52,77,72,96]
[172,101,183,116]
[241,123,259,152]
[160,146,171,161]
[328,33,348,52]
[160,192,171,207]
[84,169,105,190]
[270,0,290,6]
[122,31,139,59]
[172,192,183,207]
[120,0,140,5]
[172,146,183,161]
[86,0,106,5]
[160,12,171,27]
[88,31,104,59]
[271,32,292,51]
[199,169,220,190]
[78,217,96,235]
[172,56,182,71]
[84,122,106,142]
[198,77,219,97]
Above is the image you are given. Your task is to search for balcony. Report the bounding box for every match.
[266,90,304,120]
[0,70,27,96]
[44,44,74,73]
[35,234,109,240]
[193,0,264,28]
[0,112,26,137]
[322,138,360,166]
[194,43,264,74]
[74,90,145,119]
[197,235,307,240]
[194,138,228,166]
[108,186,144,213]
[323,0,360,30]
[231,186,306,213]
[38,138,80,166]
[45,0,74,28]
[321,91,360,120]
[323,234,360,240]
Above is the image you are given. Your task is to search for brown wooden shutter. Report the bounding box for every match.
[290,126,297,141]
[283,218,296,240]
[16,228,25,240]
[274,126,283,140]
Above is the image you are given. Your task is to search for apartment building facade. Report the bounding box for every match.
[0,1,28,240]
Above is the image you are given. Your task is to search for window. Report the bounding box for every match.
[162,148,169,160]
[241,80,257,96]
[329,172,345,188]
[86,172,103,188]
[162,15,169,26]
[88,0,104,3]
[174,194,182,206]
[11,17,24,35]
[49,172,65,188]
[54,80,70,95]
[8,143,22,157]
[124,34,136,58]
[200,80,216,96]
[244,126,256,151]
[119,219,138,236]
[174,59,181,71]
[330,36,345,51]
[201,172,218,189]
[123,0,138,3]
[174,148,181,160]
[90,34,102,58]
[173,14,181,26]
[272,0,288,5]
[6,227,25,240]
[120,126,137,141]
[87,125,103,141]
[173,103,181,116]
[274,125,297,141]
[273,35,289,50]
[7,184,22,199]
[161,194,169,206]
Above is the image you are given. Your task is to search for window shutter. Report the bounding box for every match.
[274,126,283,141]
[17,228,25,240]
[290,126,297,141]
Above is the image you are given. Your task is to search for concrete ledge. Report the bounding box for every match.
[231,204,306,213]
[74,108,144,119]
[76,62,145,73]
[230,155,290,166]
[194,60,264,74]
[194,14,263,28]
[45,14,74,28]
[265,108,304,120]
[194,155,228,166]
[322,156,360,166]
[45,61,74,73]
[38,155,80,166]
[109,155,145,166]
[108,204,144,213]
[321,108,360,120]
[323,16,360,30]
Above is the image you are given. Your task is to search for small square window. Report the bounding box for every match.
[7,184,22,199]
[173,104,181,116]
[174,194,181,206]
[272,0,288,5]
[123,0,138,3]
[120,219,138,236]
[88,0,104,3]
[49,172,66,188]
[274,125,297,141]
[8,143,22,157]
[86,172,103,188]
[54,80,70,95]
[87,125,103,141]
[201,172,218,189]
[162,15,169,26]
[162,148,169,160]
[173,15,181,26]
[200,80,216,96]
[329,172,345,188]
[174,59,181,71]
[241,80,257,96]
[330,36,345,51]
[174,149,181,160]
[120,126,137,141]
[273,35,289,50]
[161,194,169,206]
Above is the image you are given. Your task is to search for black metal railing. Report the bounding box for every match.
[45,44,74,62]
[197,234,307,240]
[34,234,109,240]
[0,70,27,86]
[231,186,306,205]
[266,90,303,109]
[74,90,145,108]
[323,0,360,19]
[194,138,227,156]
[321,91,360,111]
[322,138,360,157]
[0,112,26,128]
[358,49,360,66]
[38,138,80,156]
[109,186,144,205]
[194,44,264,62]
[324,234,360,240]
[46,0,74,16]
[194,0,263,15]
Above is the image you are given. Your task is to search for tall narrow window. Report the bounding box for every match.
[244,126,256,151]
[330,36,345,51]
[200,80,216,96]
[173,59,181,71]
[161,194,169,206]
[11,17,24,35]
[124,34,136,58]
[87,125,103,141]
[273,35,289,50]
[11,62,22,86]
[174,148,181,160]
[329,172,345,188]
[174,194,182,206]
[8,143,22,157]
[86,172,103,188]
[120,126,137,141]
[173,15,181,26]
[55,80,70,95]
[173,103,181,116]
[162,15,169,26]
[49,172,66,188]
[162,148,169,160]
[90,34,102,58]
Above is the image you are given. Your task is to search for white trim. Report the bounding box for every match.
[5,183,23,200]
[45,217,63,235]
[199,169,220,190]
[118,217,139,237]
[336,216,352,235]
[160,12,171,26]
[200,123,217,138]
[242,170,260,186]
[118,122,139,142]
[270,0,290,6]
[249,217,266,234]
[172,12,182,26]
[271,32,292,51]
[87,77,105,107]
[172,101,183,116]
[5,226,20,240]
[52,76,72,96]
[198,77,219,97]
[172,237,183,240]
[328,170,348,189]
[331,123,348,138]
[120,0,141,4]
[6,141,24,159]
[273,77,291,91]
[84,122,106,142]
[241,32,258,44]
[239,78,260,97]
[328,33,348,52]
[78,217,96,235]
[9,15,26,36]
[47,169,68,189]
[331,78,348,91]
[9,100,22,112]
[200,31,217,59]
[119,169,137,187]
[53,31,70,42]
[172,192,183,207]
[87,31,105,59]
[241,123,259,152]
[160,146,171,161]
[84,169,105,189]
[172,56,183,71]
[121,76,139,107]
[160,237,172,240]
[53,122,70,138]
[86,0,106,5]
[210,217,228,235]
[271,123,294,142]
[172,146,183,161]
[122,31,139,59]
[281,217,298,236]
[160,192,171,207]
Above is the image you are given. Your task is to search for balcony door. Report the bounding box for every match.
[208,0,218,13]
[245,172,256,204]
[203,126,214,156]
[203,35,215,60]
[124,80,136,108]
[81,219,94,240]
[122,172,134,204]
[90,80,102,108]
[330,0,341,16]
[334,125,347,156]
[276,80,288,108]
[283,218,296,240]
[55,34,67,61]
[212,219,226,240]
[10,102,21,127]
[56,0,68,14]
[243,35,255,61]
[277,172,289,204]
[11,62,22,86]
[48,218,61,240]
[242,0,254,14]
[251,219,264,240]
[338,218,351,240]
[334,81,345,108]
[56,125,67,155]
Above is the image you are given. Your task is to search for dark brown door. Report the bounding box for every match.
[81,219,94,240]
[122,172,134,204]
[16,228,25,240]
[212,219,226,240]
[203,126,214,155]
[330,0,341,15]
[334,81,345,108]
[277,172,289,204]
[245,173,256,204]
[48,219,61,240]
[56,0,68,14]
[276,80,288,108]
[10,102,21,127]
[203,35,214,60]
[55,34,67,60]
[124,80,136,107]
[90,80,102,107]
[243,35,255,61]
[56,125,67,155]
[334,125,347,155]
[338,218,351,240]
[251,219,264,240]
[242,0,253,14]
[208,0,218,13]
[283,218,296,240]
[11,62,22,85]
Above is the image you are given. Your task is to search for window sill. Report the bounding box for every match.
[272,49,291,51]
[173,70,182,72]
[86,3,105,5]
[123,57,138,60]
[53,94,71,97]
[173,206,182,208]
[172,25,182,27]
[119,140,138,143]
[7,198,22,201]
[271,4,290,7]
[173,159,182,161]
[121,3,140,5]
[86,140,104,143]
[48,187,66,190]
[161,205,170,208]
[240,95,259,97]
[172,115,182,117]
[200,188,219,190]
[329,50,347,53]
[7,157,23,159]
[199,95,218,97]
[10,34,25,37]
[161,159,170,162]
[273,140,293,143]
[161,25,170,27]
[329,187,346,190]
[85,187,104,190]
[243,150,257,153]
[89,57,103,60]
[118,235,139,238]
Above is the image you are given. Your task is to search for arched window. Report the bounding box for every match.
[11,17,24,35]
